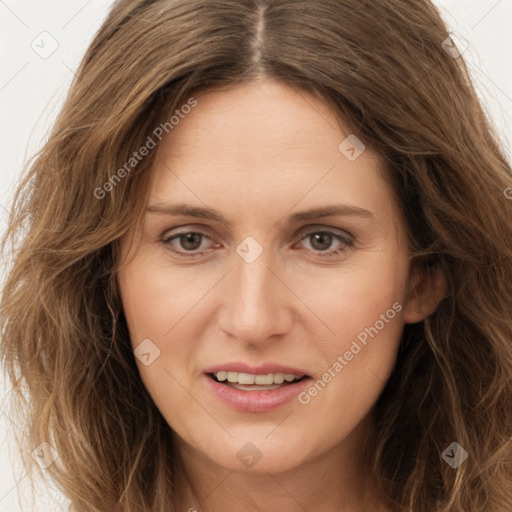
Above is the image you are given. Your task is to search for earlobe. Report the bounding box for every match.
[403,261,446,324]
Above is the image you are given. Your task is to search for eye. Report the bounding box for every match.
[296,229,354,258]
[161,231,217,257]
[160,227,354,259]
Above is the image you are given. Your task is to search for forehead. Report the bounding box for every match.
[146,79,396,225]
[160,79,363,162]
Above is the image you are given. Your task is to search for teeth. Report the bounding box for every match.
[216,371,228,381]
[213,371,303,385]
[239,373,256,384]
[273,373,285,384]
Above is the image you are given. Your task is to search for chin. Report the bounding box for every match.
[179,428,314,474]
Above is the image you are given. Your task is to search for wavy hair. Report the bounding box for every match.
[1,0,512,510]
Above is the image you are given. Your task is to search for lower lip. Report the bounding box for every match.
[205,374,312,413]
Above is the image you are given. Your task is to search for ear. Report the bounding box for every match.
[403,259,446,324]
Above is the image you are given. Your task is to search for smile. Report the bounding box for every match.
[205,369,312,413]
[210,371,305,389]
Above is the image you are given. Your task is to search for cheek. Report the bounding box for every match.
[117,261,202,434]
[300,256,407,408]
[301,253,408,346]
[116,253,212,400]
[117,251,205,343]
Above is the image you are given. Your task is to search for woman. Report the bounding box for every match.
[1,1,511,511]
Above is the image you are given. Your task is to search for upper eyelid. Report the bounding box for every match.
[161,224,353,241]
[295,225,353,240]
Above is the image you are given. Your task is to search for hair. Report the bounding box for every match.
[1,0,512,511]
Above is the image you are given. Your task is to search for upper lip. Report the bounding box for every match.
[204,362,310,376]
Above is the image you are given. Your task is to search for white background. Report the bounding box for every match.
[1,1,511,510]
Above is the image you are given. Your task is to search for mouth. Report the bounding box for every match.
[203,363,313,412]
[208,371,308,391]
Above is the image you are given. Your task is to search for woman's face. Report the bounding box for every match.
[117,79,426,476]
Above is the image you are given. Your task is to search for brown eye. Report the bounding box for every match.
[177,233,203,251]
[308,232,334,251]
[162,231,213,256]
[298,229,354,258]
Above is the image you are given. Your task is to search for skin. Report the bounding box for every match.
[116,78,444,512]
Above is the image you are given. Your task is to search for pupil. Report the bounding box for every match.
[181,233,201,250]
[311,233,332,251]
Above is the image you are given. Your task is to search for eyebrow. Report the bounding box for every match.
[146,202,374,226]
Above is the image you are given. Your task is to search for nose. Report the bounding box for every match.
[216,245,294,347]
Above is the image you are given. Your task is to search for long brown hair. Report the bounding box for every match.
[1,1,512,510]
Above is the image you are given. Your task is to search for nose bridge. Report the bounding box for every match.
[217,243,291,343]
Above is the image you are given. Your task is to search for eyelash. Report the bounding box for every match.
[160,227,354,259]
